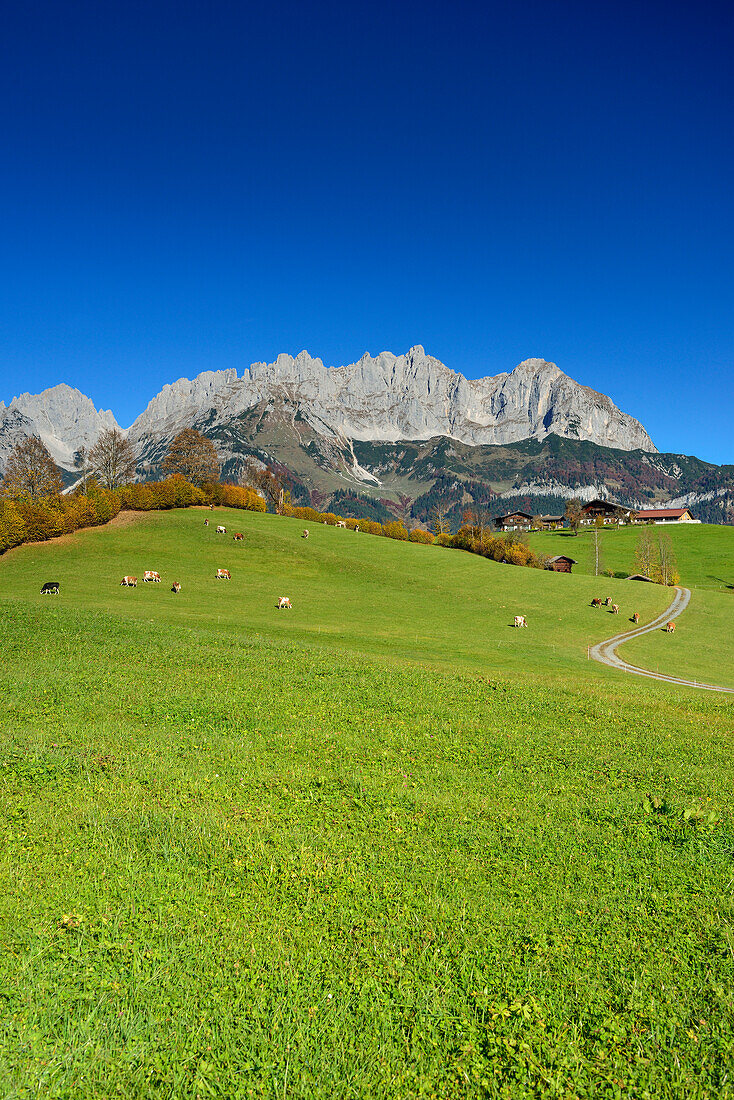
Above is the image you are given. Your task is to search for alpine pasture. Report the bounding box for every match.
[1,510,733,1098]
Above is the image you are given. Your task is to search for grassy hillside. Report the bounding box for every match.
[528,523,734,590]
[2,512,733,1098]
[0,508,678,679]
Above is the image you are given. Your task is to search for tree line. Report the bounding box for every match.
[0,429,263,553]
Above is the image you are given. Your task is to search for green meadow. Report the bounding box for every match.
[1,510,733,1098]
[528,523,734,690]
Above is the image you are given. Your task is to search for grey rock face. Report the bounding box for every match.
[0,384,119,470]
[1,348,656,479]
[128,346,656,453]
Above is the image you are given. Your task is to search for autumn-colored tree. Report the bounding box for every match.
[634,525,656,578]
[564,498,584,535]
[431,501,451,536]
[162,429,220,486]
[656,529,680,586]
[89,429,137,489]
[2,436,63,500]
[243,460,286,513]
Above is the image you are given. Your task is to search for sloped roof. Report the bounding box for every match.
[634,508,691,519]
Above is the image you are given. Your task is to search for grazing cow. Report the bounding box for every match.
[204,519,209,526]
[604,596,613,606]
[513,615,527,628]
[171,582,182,593]
[120,576,137,587]
[666,621,676,633]
[277,596,292,609]
[591,597,602,607]
[40,581,60,595]
[302,529,309,539]
[216,525,226,535]
[631,612,640,624]
[216,569,231,580]
[611,603,620,614]
[336,520,347,528]
[233,533,244,541]
[143,571,161,583]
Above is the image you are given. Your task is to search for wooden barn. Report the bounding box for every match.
[536,515,565,530]
[632,507,698,524]
[494,511,533,532]
[580,499,633,525]
[546,555,577,573]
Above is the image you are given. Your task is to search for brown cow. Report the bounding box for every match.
[143,571,161,583]
[591,598,602,607]
[611,603,620,614]
[233,533,244,541]
[120,576,137,587]
[302,529,309,539]
[216,569,231,580]
[631,612,640,624]
[666,621,676,633]
[171,582,182,593]
[204,519,209,526]
[604,596,613,606]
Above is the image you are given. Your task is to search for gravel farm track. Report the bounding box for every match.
[590,586,734,693]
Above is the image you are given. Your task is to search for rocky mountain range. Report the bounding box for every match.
[1,347,732,524]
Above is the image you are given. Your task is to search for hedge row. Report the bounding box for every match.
[283,506,545,568]
[0,477,265,554]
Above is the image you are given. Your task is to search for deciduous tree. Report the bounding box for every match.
[162,429,220,485]
[88,429,137,489]
[564,498,584,535]
[243,460,286,513]
[2,436,63,500]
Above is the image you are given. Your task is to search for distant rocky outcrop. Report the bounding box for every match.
[0,384,119,472]
[127,346,656,456]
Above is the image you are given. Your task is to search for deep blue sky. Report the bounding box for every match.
[2,0,732,461]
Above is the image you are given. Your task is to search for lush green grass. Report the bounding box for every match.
[528,523,734,591]
[0,508,675,678]
[2,512,734,1098]
[619,586,734,689]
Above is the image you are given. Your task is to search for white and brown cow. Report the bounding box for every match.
[631,612,640,624]
[216,525,226,535]
[513,615,527,628]
[143,570,161,583]
[120,576,137,587]
[216,569,231,580]
[277,596,292,609]
[233,532,244,541]
[611,603,620,614]
[604,596,613,606]
[171,582,182,593]
[40,581,60,595]
[302,529,309,539]
[591,597,603,607]
[666,621,676,633]
[336,521,347,528]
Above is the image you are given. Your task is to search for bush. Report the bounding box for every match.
[381,521,409,541]
[0,499,27,551]
[409,528,434,544]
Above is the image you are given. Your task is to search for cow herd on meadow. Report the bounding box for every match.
[36,512,679,634]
